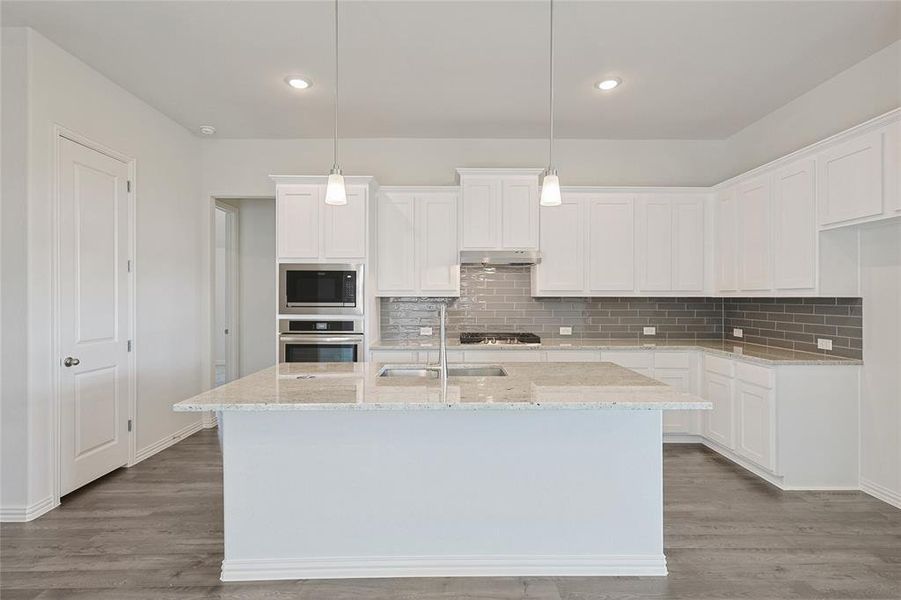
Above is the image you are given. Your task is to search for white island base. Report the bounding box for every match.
[219,409,667,581]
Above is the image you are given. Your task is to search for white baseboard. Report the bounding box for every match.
[221,554,667,581]
[202,411,218,429]
[663,433,703,444]
[861,478,901,509]
[132,419,204,465]
[701,439,786,489]
[0,496,58,522]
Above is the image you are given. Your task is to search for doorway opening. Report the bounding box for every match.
[214,201,240,386]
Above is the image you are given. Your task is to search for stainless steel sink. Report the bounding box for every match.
[448,365,508,377]
[377,365,508,378]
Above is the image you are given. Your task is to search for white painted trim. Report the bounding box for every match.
[560,186,711,194]
[50,125,138,504]
[220,554,668,582]
[379,185,461,194]
[269,174,376,186]
[203,412,218,429]
[0,496,58,523]
[860,478,901,509]
[701,439,785,488]
[663,433,704,444]
[132,419,204,465]
[714,107,901,191]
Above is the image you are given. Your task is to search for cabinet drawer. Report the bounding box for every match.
[462,350,542,363]
[602,351,653,369]
[735,362,774,389]
[704,354,734,377]
[546,350,601,362]
[654,351,692,369]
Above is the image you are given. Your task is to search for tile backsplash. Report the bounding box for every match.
[379,266,863,359]
[723,297,862,359]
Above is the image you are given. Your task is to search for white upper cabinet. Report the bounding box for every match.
[715,188,738,293]
[637,197,673,291]
[457,169,541,251]
[417,192,459,294]
[534,194,586,294]
[376,191,416,294]
[277,185,320,259]
[817,130,883,226]
[274,179,371,262]
[587,195,636,293]
[885,121,901,214]
[671,197,705,292]
[737,176,772,291]
[772,159,816,291]
[637,195,705,293]
[322,187,367,259]
[376,188,459,297]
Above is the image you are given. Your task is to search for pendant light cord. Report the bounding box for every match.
[548,0,554,170]
[333,0,339,168]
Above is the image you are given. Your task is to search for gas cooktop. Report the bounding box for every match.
[459,332,541,346]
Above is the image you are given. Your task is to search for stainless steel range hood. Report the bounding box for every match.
[459,250,541,266]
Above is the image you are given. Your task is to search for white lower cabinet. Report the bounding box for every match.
[734,380,775,472]
[704,371,735,449]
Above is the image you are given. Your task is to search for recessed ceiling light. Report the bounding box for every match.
[285,77,311,90]
[596,78,622,91]
[199,125,216,136]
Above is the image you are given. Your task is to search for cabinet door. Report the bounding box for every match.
[672,197,705,292]
[656,368,693,434]
[735,381,775,472]
[715,189,738,292]
[885,122,900,213]
[277,185,320,259]
[773,159,816,291]
[535,194,585,294]
[418,193,459,295]
[376,192,416,294]
[817,130,883,225]
[587,195,635,293]
[704,371,734,449]
[500,178,539,249]
[637,197,672,291]
[322,186,367,259]
[737,177,772,291]
[460,179,499,249]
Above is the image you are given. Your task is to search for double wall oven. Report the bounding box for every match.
[278,263,365,363]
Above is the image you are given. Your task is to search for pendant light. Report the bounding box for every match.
[540,0,562,207]
[325,0,347,205]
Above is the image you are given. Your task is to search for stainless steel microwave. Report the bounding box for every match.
[278,263,364,316]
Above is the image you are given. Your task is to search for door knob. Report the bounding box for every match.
[63,357,80,367]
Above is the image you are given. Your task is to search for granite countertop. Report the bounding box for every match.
[370,338,862,366]
[174,362,712,412]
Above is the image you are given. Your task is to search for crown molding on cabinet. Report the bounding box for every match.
[713,107,901,192]
[270,174,377,187]
[558,186,711,195]
[455,167,545,181]
[379,185,460,194]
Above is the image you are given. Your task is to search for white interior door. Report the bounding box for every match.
[58,137,131,496]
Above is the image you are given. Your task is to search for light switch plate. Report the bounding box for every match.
[559,326,573,336]
[643,326,656,336]
[817,338,833,351]
[419,327,433,336]
[733,328,743,338]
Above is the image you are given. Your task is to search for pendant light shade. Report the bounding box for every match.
[542,0,561,208]
[325,167,347,206]
[326,0,347,205]
[540,169,562,207]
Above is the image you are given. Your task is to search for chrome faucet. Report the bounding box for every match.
[438,303,448,384]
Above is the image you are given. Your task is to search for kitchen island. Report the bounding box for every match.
[175,362,710,582]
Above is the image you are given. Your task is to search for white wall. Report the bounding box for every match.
[1,28,205,515]
[723,41,901,179]
[236,199,276,376]
[1,27,31,513]
[859,222,901,508]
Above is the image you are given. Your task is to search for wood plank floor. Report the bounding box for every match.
[1,428,899,600]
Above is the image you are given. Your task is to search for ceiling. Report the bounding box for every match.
[3,0,899,139]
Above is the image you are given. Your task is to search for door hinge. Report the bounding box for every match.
[127,259,132,272]
[127,340,132,352]
[127,180,132,192]
[127,419,133,432]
